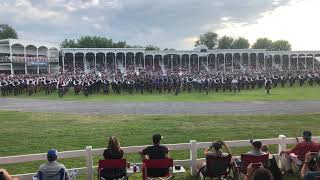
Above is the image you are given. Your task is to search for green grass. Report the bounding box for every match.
[2,84,320,102]
[0,111,319,179]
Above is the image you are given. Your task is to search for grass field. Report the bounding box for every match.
[2,84,320,102]
[0,111,319,179]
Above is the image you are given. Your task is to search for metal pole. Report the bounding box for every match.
[24,47,27,74]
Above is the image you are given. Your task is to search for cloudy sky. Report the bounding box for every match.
[1,0,319,50]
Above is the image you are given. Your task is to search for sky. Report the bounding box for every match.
[0,0,319,50]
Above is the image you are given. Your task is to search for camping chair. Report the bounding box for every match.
[197,154,233,180]
[234,154,269,180]
[38,168,65,180]
[142,159,174,180]
[98,159,128,180]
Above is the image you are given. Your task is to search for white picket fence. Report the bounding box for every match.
[0,135,319,180]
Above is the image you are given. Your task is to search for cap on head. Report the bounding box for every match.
[212,141,222,150]
[152,134,163,144]
[252,141,262,149]
[47,149,58,158]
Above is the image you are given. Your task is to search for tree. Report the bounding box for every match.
[252,38,273,50]
[145,45,160,51]
[0,24,18,39]
[60,36,126,48]
[217,35,234,49]
[271,40,291,51]
[61,39,78,48]
[231,37,250,49]
[195,32,218,50]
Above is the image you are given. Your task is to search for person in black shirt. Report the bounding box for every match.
[102,136,125,180]
[139,134,169,178]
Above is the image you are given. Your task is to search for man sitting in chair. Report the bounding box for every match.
[301,152,320,180]
[247,140,267,156]
[37,149,70,180]
[139,134,169,177]
[280,131,320,174]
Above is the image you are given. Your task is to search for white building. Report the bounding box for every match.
[0,39,59,74]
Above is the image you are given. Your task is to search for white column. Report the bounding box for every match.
[255,54,258,70]
[85,146,93,180]
[263,55,266,70]
[215,55,218,72]
[288,55,291,71]
[197,55,200,72]
[48,63,51,74]
[231,54,234,72]
[9,45,13,75]
[62,54,65,73]
[73,53,76,74]
[313,55,315,72]
[223,54,226,73]
[188,55,191,72]
[180,55,182,71]
[143,54,146,69]
[114,54,116,73]
[37,48,39,75]
[271,55,274,69]
[296,56,299,71]
[206,55,209,71]
[83,54,86,73]
[171,55,174,71]
[24,47,27,74]
[134,53,136,71]
[280,55,283,71]
[94,53,97,73]
[305,55,307,71]
[105,53,107,71]
[124,54,126,72]
[190,140,197,176]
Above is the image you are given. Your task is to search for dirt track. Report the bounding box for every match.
[0,98,320,115]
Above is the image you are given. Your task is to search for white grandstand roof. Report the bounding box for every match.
[0,39,59,49]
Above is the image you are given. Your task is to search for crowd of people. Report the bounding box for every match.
[2,131,319,180]
[1,67,320,97]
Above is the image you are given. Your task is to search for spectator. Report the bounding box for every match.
[101,136,126,180]
[37,149,69,180]
[139,134,169,177]
[280,131,320,173]
[0,168,16,180]
[103,136,124,159]
[197,141,232,171]
[244,163,274,180]
[301,152,320,180]
[247,140,267,156]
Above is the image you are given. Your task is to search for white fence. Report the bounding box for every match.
[0,135,319,180]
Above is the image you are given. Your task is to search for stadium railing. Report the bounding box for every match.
[0,135,319,180]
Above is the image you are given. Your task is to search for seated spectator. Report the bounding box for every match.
[37,149,69,180]
[103,136,124,159]
[247,140,267,156]
[261,144,283,180]
[197,140,232,171]
[139,134,169,177]
[244,163,274,180]
[0,168,16,180]
[301,152,320,180]
[280,131,320,173]
[101,136,125,180]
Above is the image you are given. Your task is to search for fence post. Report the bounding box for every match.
[278,134,287,154]
[86,146,93,180]
[190,140,197,176]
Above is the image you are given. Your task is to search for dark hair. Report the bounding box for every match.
[251,168,274,180]
[252,141,262,149]
[152,134,162,144]
[47,155,57,162]
[107,136,121,153]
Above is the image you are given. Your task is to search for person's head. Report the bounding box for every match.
[47,149,58,162]
[303,130,312,142]
[211,141,223,151]
[250,168,274,180]
[251,141,262,151]
[107,136,121,152]
[152,134,162,145]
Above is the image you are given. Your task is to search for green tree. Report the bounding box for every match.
[0,24,18,39]
[195,32,218,50]
[60,36,127,48]
[271,40,291,51]
[231,37,250,49]
[61,39,78,48]
[217,35,234,49]
[252,38,273,50]
[145,45,160,51]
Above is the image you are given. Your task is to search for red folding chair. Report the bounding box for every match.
[98,159,128,180]
[197,154,233,180]
[142,158,174,180]
[234,154,269,180]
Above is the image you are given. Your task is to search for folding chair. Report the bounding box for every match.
[38,168,65,180]
[234,154,269,180]
[142,158,174,180]
[98,159,128,180]
[197,155,233,180]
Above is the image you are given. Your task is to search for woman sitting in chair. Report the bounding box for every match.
[101,136,125,180]
[197,141,232,175]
